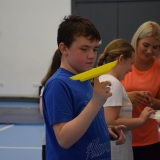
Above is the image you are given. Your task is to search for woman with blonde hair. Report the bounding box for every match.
[121,21,160,160]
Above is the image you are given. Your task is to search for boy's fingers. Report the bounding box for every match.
[93,77,99,86]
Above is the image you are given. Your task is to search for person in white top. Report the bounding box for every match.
[98,39,155,160]
[39,49,61,160]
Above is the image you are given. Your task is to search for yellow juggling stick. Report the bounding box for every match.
[70,60,117,82]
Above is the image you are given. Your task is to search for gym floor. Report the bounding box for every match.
[0,98,44,160]
[0,99,160,160]
[0,123,44,160]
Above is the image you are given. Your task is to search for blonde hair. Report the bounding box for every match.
[131,21,160,54]
[98,39,134,66]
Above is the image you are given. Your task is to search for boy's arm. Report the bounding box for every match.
[53,78,112,149]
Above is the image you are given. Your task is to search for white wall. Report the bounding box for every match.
[0,0,71,97]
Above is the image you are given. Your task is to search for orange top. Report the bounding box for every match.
[121,60,160,146]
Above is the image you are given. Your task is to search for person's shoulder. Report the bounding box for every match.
[45,68,74,88]
[52,68,74,80]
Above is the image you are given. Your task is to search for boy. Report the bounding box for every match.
[43,15,124,160]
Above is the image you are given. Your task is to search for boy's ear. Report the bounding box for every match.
[59,42,67,55]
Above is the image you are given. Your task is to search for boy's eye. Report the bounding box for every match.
[153,45,159,50]
[80,47,99,52]
[81,48,88,51]
[93,48,98,52]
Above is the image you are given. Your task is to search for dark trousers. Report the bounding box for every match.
[42,145,46,160]
[133,142,160,160]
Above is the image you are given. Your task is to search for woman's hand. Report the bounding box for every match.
[128,91,151,107]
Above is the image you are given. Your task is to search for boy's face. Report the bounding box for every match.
[60,36,100,74]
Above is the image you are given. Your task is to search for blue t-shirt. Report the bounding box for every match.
[43,68,111,160]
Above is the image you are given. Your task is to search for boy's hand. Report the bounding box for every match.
[93,77,112,106]
[108,125,126,145]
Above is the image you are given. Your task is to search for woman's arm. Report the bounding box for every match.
[148,87,160,110]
